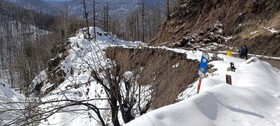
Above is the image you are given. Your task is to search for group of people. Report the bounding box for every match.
[238,45,248,60]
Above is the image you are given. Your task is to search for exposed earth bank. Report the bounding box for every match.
[150,0,280,57]
[105,47,199,109]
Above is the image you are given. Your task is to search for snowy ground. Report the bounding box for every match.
[126,52,280,126]
[0,80,26,125]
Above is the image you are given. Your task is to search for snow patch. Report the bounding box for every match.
[263,27,279,33]
[250,30,258,35]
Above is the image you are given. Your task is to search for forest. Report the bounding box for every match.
[0,0,178,95]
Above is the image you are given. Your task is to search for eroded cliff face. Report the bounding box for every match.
[106,47,199,109]
[151,0,280,56]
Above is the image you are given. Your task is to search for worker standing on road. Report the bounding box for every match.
[238,46,243,59]
[243,45,248,60]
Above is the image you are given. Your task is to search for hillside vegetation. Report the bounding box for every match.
[151,0,280,56]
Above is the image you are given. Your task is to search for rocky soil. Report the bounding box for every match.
[150,0,280,57]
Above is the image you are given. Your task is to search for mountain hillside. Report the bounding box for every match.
[5,0,59,15]
[151,0,280,56]
[0,18,277,126]
[55,0,163,16]
[1,1,280,125]
[0,0,55,30]
[0,0,56,91]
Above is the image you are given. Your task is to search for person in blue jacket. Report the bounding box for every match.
[242,45,248,60]
[238,46,243,59]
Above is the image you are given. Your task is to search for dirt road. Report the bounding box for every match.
[260,58,280,70]
[214,51,280,70]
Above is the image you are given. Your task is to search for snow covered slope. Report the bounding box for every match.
[126,54,280,126]
[33,27,146,126]
[0,80,25,125]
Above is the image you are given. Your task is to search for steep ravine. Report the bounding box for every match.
[106,47,199,109]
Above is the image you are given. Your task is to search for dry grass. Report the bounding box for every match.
[240,12,280,39]
[267,12,280,28]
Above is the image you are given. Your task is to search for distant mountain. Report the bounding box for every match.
[49,0,163,16]
[5,0,161,16]
[0,0,55,30]
[4,0,60,15]
[43,0,71,6]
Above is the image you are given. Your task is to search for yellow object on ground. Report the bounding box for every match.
[227,50,232,57]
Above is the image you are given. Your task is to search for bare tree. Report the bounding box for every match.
[141,0,145,42]
[166,0,170,18]
[103,0,109,32]
[60,3,70,42]
[81,0,91,40]
[91,60,150,125]
[92,0,96,41]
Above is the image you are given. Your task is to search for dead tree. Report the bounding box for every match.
[0,98,107,126]
[81,0,91,40]
[103,0,109,32]
[92,0,96,41]
[166,0,170,18]
[141,0,145,42]
[91,51,151,125]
